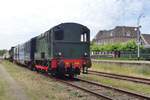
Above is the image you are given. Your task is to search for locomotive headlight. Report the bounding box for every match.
[84,52,87,56]
[58,52,62,56]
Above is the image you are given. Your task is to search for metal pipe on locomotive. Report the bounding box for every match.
[9,23,91,77]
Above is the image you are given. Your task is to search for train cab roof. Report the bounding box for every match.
[51,22,90,32]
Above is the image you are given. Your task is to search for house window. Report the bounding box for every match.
[126,32,130,36]
[110,32,113,36]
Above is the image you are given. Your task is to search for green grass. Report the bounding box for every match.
[91,62,150,78]
[80,74,150,96]
[0,76,10,100]
[82,62,150,96]
[94,56,148,61]
[96,57,139,60]
[1,61,97,100]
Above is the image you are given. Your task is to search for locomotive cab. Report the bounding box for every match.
[51,23,91,76]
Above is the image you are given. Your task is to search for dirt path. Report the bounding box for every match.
[0,63,29,100]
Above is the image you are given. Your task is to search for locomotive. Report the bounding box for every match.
[9,23,91,77]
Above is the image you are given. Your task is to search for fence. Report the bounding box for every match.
[91,51,150,60]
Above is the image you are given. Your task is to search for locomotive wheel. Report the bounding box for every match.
[51,69,57,77]
[47,68,51,76]
[28,64,32,70]
[35,67,39,73]
[51,72,56,77]
[82,66,88,74]
[29,63,35,71]
[57,60,65,77]
[69,74,74,79]
[32,67,36,71]
[57,66,65,77]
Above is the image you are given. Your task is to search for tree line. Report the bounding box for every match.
[0,49,7,56]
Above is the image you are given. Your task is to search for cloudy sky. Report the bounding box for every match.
[0,0,150,49]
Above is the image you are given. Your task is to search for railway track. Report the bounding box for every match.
[57,77,150,100]
[12,62,150,100]
[89,70,150,85]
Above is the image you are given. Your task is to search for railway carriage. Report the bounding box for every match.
[8,47,14,62]
[24,37,36,68]
[11,22,91,77]
[13,45,19,63]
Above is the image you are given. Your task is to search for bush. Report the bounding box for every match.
[91,40,139,58]
[0,50,7,56]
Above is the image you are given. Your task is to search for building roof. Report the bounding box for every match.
[93,26,137,42]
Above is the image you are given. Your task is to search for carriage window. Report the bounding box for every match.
[81,34,84,42]
[81,33,88,42]
[55,29,64,40]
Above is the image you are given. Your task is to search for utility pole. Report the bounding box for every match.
[137,27,141,60]
[135,14,144,60]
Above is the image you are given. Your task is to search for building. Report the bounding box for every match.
[93,26,137,45]
[91,26,150,58]
[93,26,150,46]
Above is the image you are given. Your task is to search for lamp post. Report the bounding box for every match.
[136,26,141,60]
[135,14,144,60]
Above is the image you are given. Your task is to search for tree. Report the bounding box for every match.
[0,49,7,56]
[125,40,137,52]
[91,40,138,58]
[90,43,100,51]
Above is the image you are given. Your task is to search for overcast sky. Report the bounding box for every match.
[0,0,150,49]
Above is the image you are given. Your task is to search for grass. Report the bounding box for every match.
[91,62,150,78]
[0,76,10,100]
[93,56,147,61]
[1,61,98,100]
[80,62,150,96]
[80,74,150,96]
[2,60,150,99]
[96,57,139,61]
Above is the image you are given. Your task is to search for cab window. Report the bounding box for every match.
[81,32,88,42]
[55,28,64,40]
